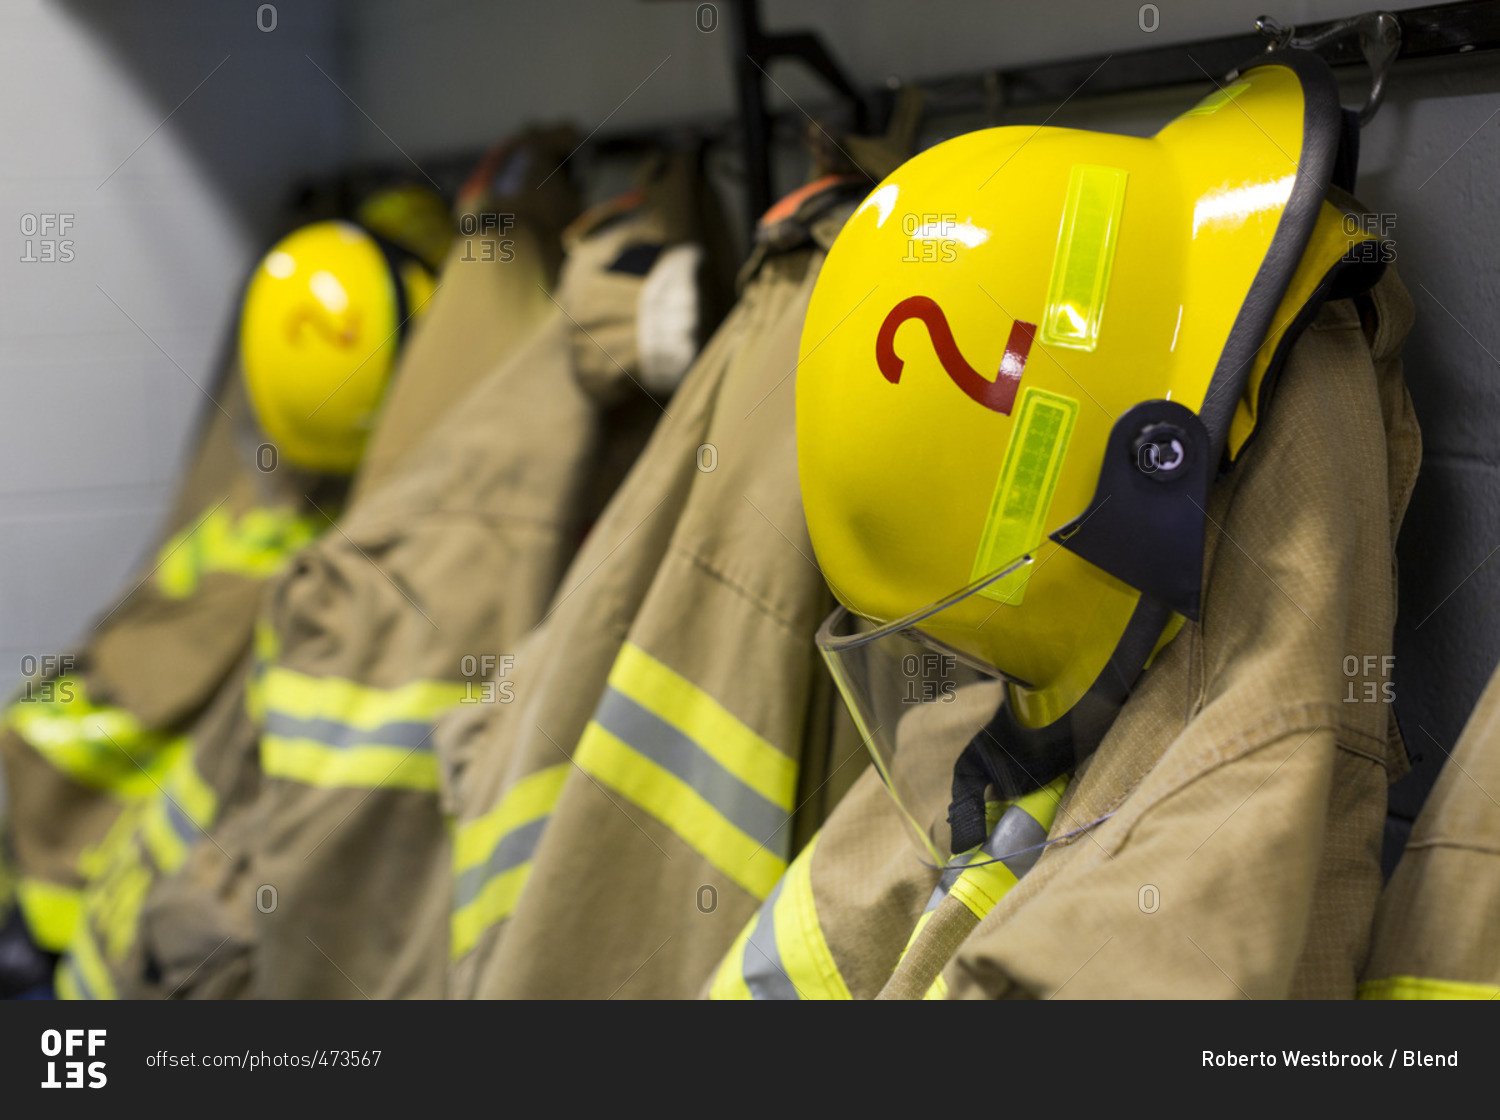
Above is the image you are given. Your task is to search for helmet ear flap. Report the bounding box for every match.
[362,229,426,340]
[1050,400,1214,621]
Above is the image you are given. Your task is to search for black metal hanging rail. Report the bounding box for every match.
[726,0,868,225]
[712,0,1500,230]
[947,1,1500,110]
[329,2,1500,224]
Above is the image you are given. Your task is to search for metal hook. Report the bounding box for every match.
[1257,11,1402,125]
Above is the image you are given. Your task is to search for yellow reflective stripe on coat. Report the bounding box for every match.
[1359,975,1500,1000]
[17,877,82,953]
[709,834,850,1000]
[450,764,569,959]
[708,920,755,1000]
[907,775,1069,995]
[6,680,177,796]
[575,643,796,900]
[57,921,117,1001]
[64,748,214,978]
[938,776,1065,918]
[155,502,321,599]
[258,665,465,791]
[138,751,218,874]
[245,619,280,724]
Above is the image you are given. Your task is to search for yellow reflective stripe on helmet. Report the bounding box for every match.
[156,503,321,599]
[450,764,569,960]
[58,922,116,1001]
[609,644,798,810]
[258,665,465,791]
[1359,975,1500,1000]
[1039,163,1128,353]
[572,642,797,899]
[972,386,1080,605]
[1180,81,1251,117]
[17,877,82,953]
[6,682,177,797]
[709,834,849,1000]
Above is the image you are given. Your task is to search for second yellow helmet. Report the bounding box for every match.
[239,219,436,474]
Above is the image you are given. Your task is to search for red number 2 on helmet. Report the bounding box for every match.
[875,296,1035,415]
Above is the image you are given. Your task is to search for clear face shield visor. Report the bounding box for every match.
[816,556,1072,865]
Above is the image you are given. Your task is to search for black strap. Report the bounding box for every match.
[947,595,1174,853]
[947,740,995,854]
[364,229,423,341]
[1331,107,1362,194]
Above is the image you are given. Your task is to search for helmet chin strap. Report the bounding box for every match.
[947,594,1174,853]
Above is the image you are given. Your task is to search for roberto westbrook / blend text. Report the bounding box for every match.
[1203,1051,1457,1068]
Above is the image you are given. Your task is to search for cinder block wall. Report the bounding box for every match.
[0,0,349,707]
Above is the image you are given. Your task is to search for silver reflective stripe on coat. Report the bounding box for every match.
[592,687,788,848]
[924,800,1051,914]
[453,816,550,910]
[164,796,199,845]
[741,876,798,1001]
[262,710,436,752]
